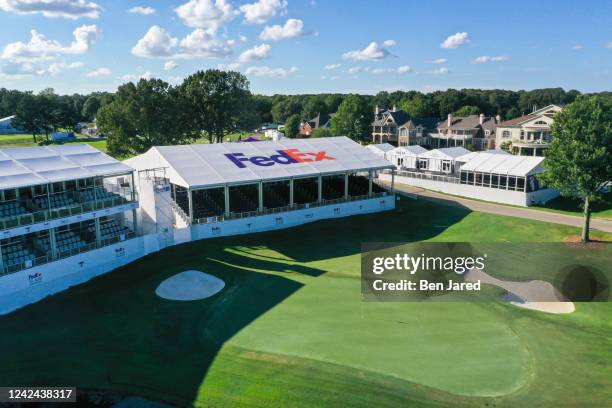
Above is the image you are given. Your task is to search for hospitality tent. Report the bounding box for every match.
[459,153,545,191]
[454,149,510,172]
[387,145,428,169]
[416,146,470,173]
[365,143,395,159]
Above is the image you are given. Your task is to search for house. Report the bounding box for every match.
[387,145,428,169]
[494,105,562,156]
[365,143,395,159]
[430,113,501,150]
[0,115,26,134]
[416,146,470,174]
[264,129,285,140]
[371,106,438,146]
[301,112,334,136]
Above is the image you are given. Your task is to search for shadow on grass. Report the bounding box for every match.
[0,197,472,405]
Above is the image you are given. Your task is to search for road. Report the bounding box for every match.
[387,182,612,233]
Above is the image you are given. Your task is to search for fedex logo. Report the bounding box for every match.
[225,149,335,168]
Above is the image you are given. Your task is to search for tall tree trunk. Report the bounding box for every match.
[32,133,37,143]
[581,196,591,243]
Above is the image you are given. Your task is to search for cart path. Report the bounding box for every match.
[385,182,612,233]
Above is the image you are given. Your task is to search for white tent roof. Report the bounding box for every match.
[418,146,470,160]
[459,153,544,176]
[366,143,395,154]
[455,149,510,163]
[388,145,428,156]
[0,144,133,190]
[126,137,394,189]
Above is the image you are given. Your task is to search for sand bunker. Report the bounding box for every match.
[156,270,225,301]
[465,269,575,314]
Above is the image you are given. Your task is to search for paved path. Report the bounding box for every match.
[386,182,612,233]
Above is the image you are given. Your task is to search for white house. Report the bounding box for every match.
[0,116,26,134]
[387,145,428,169]
[495,105,562,156]
[366,143,395,159]
[417,147,470,174]
[264,129,284,141]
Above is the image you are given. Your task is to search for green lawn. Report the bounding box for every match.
[0,199,610,407]
[0,133,109,152]
[531,192,612,220]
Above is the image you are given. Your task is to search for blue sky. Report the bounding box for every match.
[0,0,611,95]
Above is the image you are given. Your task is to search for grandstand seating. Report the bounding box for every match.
[263,182,289,209]
[229,185,258,213]
[0,201,27,218]
[347,175,369,197]
[54,230,87,254]
[192,188,225,219]
[33,193,76,211]
[322,176,344,200]
[1,241,35,267]
[293,178,318,204]
[79,187,121,203]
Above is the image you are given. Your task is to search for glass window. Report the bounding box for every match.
[508,177,517,190]
[483,174,491,186]
[499,175,508,189]
[491,175,499,188]
[502,130,510,138]
[517,177,525,191]
[467,172,474,183]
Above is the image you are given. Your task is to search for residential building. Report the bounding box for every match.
[429,113,501,150]
[495,105,562,156]
[301,112,335,136]
[371,106,438,146]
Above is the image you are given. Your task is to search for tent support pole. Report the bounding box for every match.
[224,186,230,218]
[391,169,395,195]
[258,182,263,212]
[50,228,58,260]
[289,179,294,208]
[317,175,323,203]
[94,218,102,246]
[344,173,349,200]
[188,189,194,224]
[368,170,373,197]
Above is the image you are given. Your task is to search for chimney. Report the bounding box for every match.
[447,113,453,127]
[479,113,484,125]
[375,105,379,115]
[495,114,501,123]
[392,105,397,112]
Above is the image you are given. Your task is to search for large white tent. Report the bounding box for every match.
[365,143,395,159]
[126,137,394,189]
[387,145,428,169]
[416,147,470,173]
[0,144,133,190]
[459,152,544,177]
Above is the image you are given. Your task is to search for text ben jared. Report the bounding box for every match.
[225,149,335,168]
[365,253,486,297]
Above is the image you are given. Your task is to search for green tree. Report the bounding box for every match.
[400,95,435,118]
[310,127,333,138]
[301,96,328,121]
[98,79,194,157]
[271,97,302,123]
[331,94,372,141]
[539,96,612,242]
[81,96,101,121]
[284,114,301,138]
[180,69,255,143]
[454,105,481,116]
[13,93,41,143]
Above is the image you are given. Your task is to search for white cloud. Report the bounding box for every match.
[342,42,390,61]
[348,66,362,74]
[259,19,305,41]
[218,62,241,70]
[430,58,447,64]
[397,65,411,74]
[473,55,509,63]
[245,65,297,78]
[431,67,449,74]
[607,42,612,49]
[0,60,44,76]
[167,75,183,85]
[572,44,583,50]
[86,67,111,77]
[131,26,178,58]
[175,0,238,32]
[324,63,341,70]
[48,61,83,75]
[0,0,102,19]
[164,60,177,70]
[121,74,137,81]
[238,43,271,62]
[440,32,470,49]
[240,0,287,24]
[1,24,100,62]
[320,75,338,80]
[128,6,156,15]
[239,35,247,42]
[382,39,396,47]
[140,71,153,80]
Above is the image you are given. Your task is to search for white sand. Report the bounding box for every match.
[465,269,575,314]
[155,270,225,301]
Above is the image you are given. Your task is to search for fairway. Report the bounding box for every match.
[0,198,611,407]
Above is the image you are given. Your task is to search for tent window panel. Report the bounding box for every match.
[460,172,468,184]
[467,172,474,183]
[483,174,491,186]
[491,175,500,188]
[441,161,452,173]
[475,173,483,186]
[508,177,517,191]
[499,175,508,189]
[517,177,525,191]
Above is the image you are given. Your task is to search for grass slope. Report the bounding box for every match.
[0,198,610,407]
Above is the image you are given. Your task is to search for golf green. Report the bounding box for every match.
[0,198,610,407]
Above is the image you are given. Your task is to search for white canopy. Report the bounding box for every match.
[366,143,395,154]
[455,149,509,163]
[418,147,470,160]
[388,145,428,157]
[459,153,544,177]
[0,144,133,190]
[126,137,394,189]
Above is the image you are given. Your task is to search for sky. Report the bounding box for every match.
[0,0,611,95]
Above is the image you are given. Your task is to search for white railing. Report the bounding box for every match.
[382,169,460,184]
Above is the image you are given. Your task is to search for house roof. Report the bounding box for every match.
[125,137,394,189]
[398,117,439,129]
[498,105,562,127]
[438,115,498,130]
[459,152,544,176]
[0,144,133,190]
[418,147,470,160]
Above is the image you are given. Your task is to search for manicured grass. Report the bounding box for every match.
[0,133,109,152]
[531,192,612,220]
[0,199,610,407]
